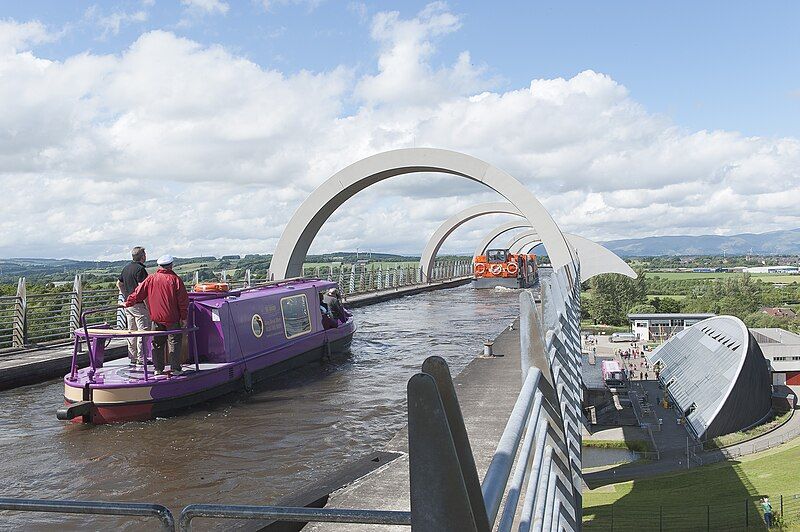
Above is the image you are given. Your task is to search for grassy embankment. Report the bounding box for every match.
[584,438,800,529]
[706,411,793,450]
[583,439,653,453]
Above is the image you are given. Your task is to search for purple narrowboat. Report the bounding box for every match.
[57,279,355,424]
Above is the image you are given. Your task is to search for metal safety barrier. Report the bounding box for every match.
[0,498,174,531]
[178,504,411,530]
[1,260,471,353]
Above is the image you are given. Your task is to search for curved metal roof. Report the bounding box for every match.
[648,316,771,439]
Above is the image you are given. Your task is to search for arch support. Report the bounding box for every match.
[269,148,574,280]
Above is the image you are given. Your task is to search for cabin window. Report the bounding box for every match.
[487,249,507,263]
[251,314,264,338]
[280,294,312,339]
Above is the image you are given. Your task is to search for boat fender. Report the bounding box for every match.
[243,371,253,394]
[57,401,93,421]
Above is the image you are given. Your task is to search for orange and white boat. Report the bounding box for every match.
[473,249,538,289]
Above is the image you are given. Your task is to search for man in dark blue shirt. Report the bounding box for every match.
[116,246,150,365]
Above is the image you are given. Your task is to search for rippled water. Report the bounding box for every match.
[0,284,521,529]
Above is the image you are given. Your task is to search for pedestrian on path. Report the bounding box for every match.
[762,497,773,527]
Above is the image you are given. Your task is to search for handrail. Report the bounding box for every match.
[0,498,174,531]
[178,504,411,531]
[71,304,199,382]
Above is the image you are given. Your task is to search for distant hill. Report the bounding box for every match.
[602,228,800,257]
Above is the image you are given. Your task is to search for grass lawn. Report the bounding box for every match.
[584,437,800,529]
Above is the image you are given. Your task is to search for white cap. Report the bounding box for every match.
[157,254,174,266]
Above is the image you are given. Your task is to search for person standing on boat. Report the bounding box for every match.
[117,246,150,366]
[323,288,351,324]
[125,254,189,376]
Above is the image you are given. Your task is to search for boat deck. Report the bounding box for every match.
[70,357,230,387]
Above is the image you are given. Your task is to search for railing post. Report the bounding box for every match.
[407,372,480,532]
[337,267,344,289]
[349,264,356,294]
[245,268,251,287]
[70,274,82,338]
[116,292,126,329]
[192,271,199,286]
[12,277,26,348]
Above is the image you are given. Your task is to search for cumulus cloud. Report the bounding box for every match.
[0,19,61,52]
[1,3,799,260]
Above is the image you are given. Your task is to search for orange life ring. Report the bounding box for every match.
[194,282,230,292]
[507,262,519,275]
[475,263,486,274]
[489,264,503,275]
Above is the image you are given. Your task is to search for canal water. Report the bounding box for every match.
[0,284,521,530]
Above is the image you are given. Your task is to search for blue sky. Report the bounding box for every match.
[2,1,799,259]
[7,0,800,137]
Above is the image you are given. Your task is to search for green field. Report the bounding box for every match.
[645,271,800,284]
[584,438,800,529]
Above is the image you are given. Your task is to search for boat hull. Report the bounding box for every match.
[62,330,354,424]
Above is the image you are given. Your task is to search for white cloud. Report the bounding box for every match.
[1,3,799,260]
[85,7,149,39]
[180,0,229,16]
[0,19,61,52]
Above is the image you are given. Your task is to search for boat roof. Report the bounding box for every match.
[191,278,337,308]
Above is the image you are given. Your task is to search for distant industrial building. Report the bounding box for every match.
[648,316,772,440]
[628,313,716,343]
[751,328,800,386]
[743,266,799,274]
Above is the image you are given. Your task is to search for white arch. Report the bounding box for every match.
[473,220,532,257]
[269,148,574,279]
[507,229,636,280]
[417,202,636,281]
[418,202,522,281]
[507,229,542,253]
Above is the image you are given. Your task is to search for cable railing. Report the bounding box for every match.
[0,260,472,353]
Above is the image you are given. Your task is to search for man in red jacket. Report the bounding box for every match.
[125,254,189,376]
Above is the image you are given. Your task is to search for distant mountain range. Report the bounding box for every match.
[602,228,800,257]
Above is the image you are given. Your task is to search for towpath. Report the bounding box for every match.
[309,316,525,531]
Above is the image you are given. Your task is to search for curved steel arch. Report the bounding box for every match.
[506,229,542,253]
[507,229,636,280]
[418,202,636,281]
[418,202,522,281]
[269,148,574,279]
[473,220,533,258]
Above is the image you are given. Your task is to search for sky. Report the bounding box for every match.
[1,0,799,260]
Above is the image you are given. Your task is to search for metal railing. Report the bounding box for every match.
[0,498,174,531]
[0,260,472,353]
[584,493,800,530]
[0,277,125,351]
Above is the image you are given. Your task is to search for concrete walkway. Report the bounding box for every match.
[309,318,525,531]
